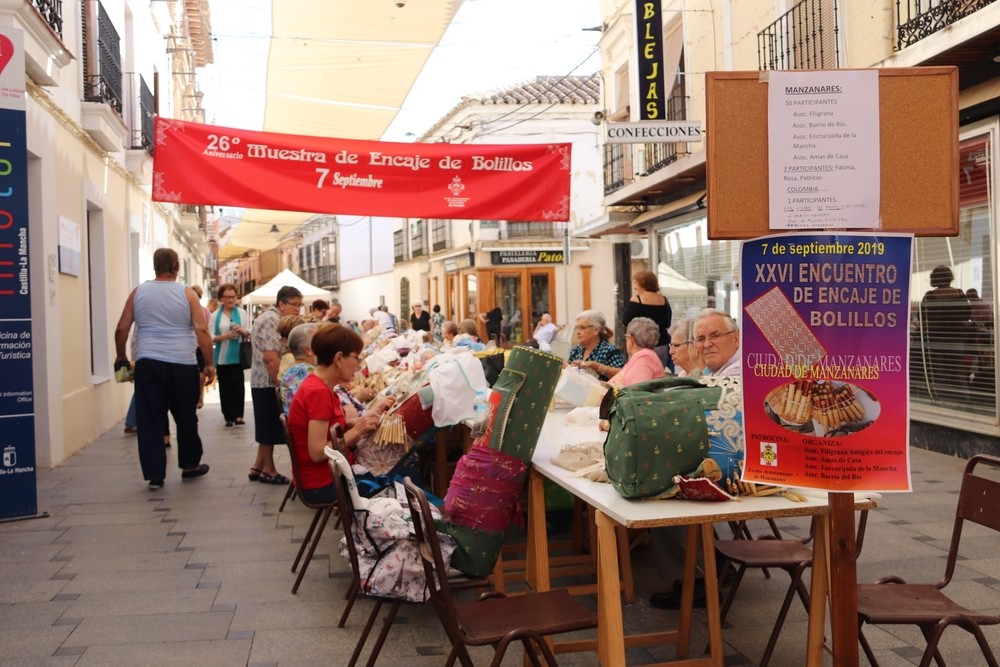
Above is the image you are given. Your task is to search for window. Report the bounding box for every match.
[909,132,996,420]
[432,219,450,251]
[86,206,111,380]
[411,220,425,258]
[393,229,404,263]
[400,277,410,323]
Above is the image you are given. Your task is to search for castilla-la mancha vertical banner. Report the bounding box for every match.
[0,27,39,521]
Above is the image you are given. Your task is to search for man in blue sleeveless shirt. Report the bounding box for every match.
[115,248,215,489]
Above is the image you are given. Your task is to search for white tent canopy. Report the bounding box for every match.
[241,269,332,307]
[657,262,708,298]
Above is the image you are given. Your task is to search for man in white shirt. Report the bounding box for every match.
[531,313,560,351]
[372,306,395,333]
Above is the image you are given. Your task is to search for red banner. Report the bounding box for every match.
[152,118,571,221]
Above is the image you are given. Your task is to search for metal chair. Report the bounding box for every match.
[279,415,339,594]
[715,511,868,667]
[857,453,1000,667]
[403,478,597,667]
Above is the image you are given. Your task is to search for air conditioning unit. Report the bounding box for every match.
[629,238,649,260]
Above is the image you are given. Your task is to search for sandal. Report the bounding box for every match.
[234,418,245,426]
[248,467,262,482]
[258,471,289,485]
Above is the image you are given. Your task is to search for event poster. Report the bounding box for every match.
[0,27,39,520]
[153,118,572,221]
[740,232,912,492]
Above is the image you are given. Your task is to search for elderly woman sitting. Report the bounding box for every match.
[608,317,666,387]
[279,322,320,414]
[668,317,705,378]
[568,309,626,381]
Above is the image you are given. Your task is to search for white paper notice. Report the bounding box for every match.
[768,70,880,230]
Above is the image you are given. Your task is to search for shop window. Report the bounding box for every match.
[909,133,996,419]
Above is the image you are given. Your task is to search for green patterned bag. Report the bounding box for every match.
[486,346,563,463]
[602,377,722,499]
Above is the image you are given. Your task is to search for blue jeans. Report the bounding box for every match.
[125,394,137,429]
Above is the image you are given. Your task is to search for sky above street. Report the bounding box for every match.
[199,0,602,141]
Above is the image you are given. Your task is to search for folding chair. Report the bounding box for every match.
[403,478,597,667]
[858,454,1000,667]
[715,510,868,667]
[279,415,338,595]
[275,388,297,512]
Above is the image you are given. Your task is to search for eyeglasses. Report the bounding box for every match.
[668,341,691,349]
[694,330,736,346]
[346,352,362,362]
[574,324,595,331]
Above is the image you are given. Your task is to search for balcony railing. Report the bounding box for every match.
[897,0,996,50]
[603,95,691,196]
[124,73,154,153]
[314,265,338,288]
[30,0,63,38]
[758,0,839,70]
[502,221,568,239]
[84,2,123,115]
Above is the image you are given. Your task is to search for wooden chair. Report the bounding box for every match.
[327,448,400,667]
[857,454,1000,667]
[403,478,597,667]
[275,388,297,512]
[714,510,868,667]
[279,415,339,595]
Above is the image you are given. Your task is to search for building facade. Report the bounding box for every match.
[4,0,213,466]
[592,0,999,455]
[393,74,618,343]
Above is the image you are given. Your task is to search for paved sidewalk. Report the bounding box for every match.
[1,384,998,666]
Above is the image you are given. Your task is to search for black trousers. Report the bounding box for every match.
[216,363,246,422]
[134,358,203,481]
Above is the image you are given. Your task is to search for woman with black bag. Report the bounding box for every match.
[211,283,250,427]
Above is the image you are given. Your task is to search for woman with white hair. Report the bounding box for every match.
[668,317,704,378]
[568,309,625,381]
[278,321,321,415]
[608,317,666,387]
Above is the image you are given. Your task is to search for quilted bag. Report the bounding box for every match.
[602,376,740,499]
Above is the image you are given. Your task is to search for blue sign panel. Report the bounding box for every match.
[0,28,38,520]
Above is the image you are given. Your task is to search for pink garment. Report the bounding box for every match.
[610,347,666,387]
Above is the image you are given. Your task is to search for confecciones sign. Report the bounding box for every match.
[635,0,666,120]
[153,118,573,221]
[0,27,39,521]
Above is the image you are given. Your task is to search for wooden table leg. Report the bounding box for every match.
[525,469,550,594]
[595,510,626,667]
[700,523,723,667]
[677,525,699,658]
[807,515,830,666]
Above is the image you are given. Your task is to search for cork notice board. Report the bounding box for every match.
[705,67,959,239]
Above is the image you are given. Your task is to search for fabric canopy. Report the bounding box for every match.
[241,269,332,307]
[657,262,708,298]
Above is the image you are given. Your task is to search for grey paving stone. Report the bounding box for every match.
[0,529,67,546]
[54,511,165,527]
[0,625,74,660]
[73,638,251,666]
[0,543,65,564]
[0,579,69,604]
[56,550,192,574]
[65,610,233,646]
[0,601,71,630]
[63,588,218,618]
[59,569,204,595]
[0,561,66,583]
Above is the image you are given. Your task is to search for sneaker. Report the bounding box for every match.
[181,464,210,480]
[148,479,164,490]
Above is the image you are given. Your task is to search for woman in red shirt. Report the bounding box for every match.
[287,325,380,504]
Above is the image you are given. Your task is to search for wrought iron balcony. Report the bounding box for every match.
[758,0,839,70]
[30,0,63,38]
[125,73,154,153]
[84,2,123,115]
[897,0,996,50]
[502,221,568,239]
